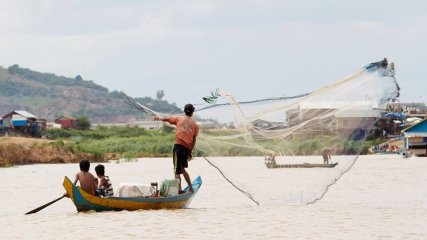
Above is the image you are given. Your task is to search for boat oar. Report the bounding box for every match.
[25,196,65,215]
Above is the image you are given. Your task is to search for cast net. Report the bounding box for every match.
[193,59,399,205]
[124,58,400,205]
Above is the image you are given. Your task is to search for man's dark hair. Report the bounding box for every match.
[79,159,90,172]
[95,164,105,176]
[184,104,195,116]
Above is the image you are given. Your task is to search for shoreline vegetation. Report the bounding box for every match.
[0,125,387,167]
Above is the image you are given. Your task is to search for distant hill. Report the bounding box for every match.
[0,65,180,123]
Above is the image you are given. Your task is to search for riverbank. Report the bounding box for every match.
[0,137,97,167]
[0,126,391,167]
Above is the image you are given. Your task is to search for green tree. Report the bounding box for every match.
[156,90,165,100]
[75,116,91,130]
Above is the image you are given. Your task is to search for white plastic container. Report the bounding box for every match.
[115,183,156,197]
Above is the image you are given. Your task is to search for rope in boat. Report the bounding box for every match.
[199,151,260,206]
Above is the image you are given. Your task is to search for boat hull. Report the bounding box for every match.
[266,162,338,168]
[63,176,202,212]
[264,154,338,168]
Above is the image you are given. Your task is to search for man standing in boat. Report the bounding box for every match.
[154,104,199,193]
[322,148,333,165]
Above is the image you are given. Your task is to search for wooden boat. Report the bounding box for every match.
[63,176,202,212]
[266,162,338,168]
[264,154,338,168]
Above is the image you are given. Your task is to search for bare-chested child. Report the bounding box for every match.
[64,159,97,197]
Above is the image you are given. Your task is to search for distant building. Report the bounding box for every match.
[1,110,46,137]
[402,119,427,156]
[54,116,76,129]
[388,102,427,119]
[375,112,407,136]
[252,119,285,129]
[285,101,381,139]
[0,117,4,134]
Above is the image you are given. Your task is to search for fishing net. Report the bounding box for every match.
[124,58,400,205]
[196,59,398,155]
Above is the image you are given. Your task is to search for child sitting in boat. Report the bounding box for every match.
[64,159,97,197]
[95,164,114,197]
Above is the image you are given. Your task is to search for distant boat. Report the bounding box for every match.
[63,176,202,212]
[266,162,338,168]
[264,155,338,168]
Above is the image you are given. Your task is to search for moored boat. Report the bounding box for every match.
[63,176,202,212]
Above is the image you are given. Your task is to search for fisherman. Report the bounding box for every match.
[64,159,97,197]
[322,148,332,165]
[94,164,114,197]
[154,104,199,193]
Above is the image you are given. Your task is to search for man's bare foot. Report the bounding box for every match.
[179,189,194,194]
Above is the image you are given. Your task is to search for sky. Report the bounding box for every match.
[0,0,426,108]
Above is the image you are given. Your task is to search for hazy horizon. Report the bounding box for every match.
[1,0,425,108]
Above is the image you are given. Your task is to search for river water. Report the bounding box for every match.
[1,155,426,239]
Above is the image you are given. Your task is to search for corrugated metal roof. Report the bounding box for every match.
[402,119,427,134]
[14,110,38,119]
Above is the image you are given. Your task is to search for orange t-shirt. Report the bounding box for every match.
[168,116,199,150]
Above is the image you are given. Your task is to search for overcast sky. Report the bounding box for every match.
[0,0,426,108]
